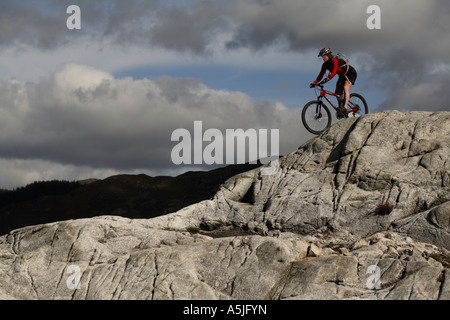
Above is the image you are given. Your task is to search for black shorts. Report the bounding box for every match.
[337,67,357,86]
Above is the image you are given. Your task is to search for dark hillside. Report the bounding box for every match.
[0,163,261,235]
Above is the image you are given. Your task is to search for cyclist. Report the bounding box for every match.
[310,47,357,118]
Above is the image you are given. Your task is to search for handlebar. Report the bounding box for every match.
[310,82,325,89]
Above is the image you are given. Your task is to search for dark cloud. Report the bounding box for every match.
[149,1,232,54]
[0,1,66,50]
[0,0,229,55]
[3,1,449,62]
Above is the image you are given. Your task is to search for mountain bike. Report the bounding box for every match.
[301,83,368,135]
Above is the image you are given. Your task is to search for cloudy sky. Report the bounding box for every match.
[0,0,448,189]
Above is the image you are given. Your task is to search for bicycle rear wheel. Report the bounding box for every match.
[348,93,368,117]
[302,101,332,135]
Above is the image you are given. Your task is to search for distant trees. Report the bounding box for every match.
[0,180,82,206]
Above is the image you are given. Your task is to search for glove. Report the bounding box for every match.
[309,83,316,88]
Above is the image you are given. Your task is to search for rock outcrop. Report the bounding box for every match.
[0,111,449,300]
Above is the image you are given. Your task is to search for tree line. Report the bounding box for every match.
[0,180,83,206]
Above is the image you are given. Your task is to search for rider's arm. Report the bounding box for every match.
[314,64,327,84]
[325,57,339,82]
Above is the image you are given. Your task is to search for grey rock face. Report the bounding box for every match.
[0,111,448,300]
[149,111,450,247]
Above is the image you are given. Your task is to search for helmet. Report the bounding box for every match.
[318,47,332,57]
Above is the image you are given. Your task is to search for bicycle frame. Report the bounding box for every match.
[315,85,360,113]
[303,83,368,135]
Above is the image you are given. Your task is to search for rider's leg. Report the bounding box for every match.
[342,80,352,110]
[335,84,344,106]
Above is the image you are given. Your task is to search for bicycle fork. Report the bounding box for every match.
[315,97,324,119]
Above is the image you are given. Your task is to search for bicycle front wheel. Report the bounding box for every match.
[301,101,332,135]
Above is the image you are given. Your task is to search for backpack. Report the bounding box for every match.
[335,52,349,74]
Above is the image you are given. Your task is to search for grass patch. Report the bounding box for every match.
[186,226,201,234]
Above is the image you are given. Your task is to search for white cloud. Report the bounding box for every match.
[0,63,311,188]
[53,63,114,91]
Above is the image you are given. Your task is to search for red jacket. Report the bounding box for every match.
[314,57,348,84]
